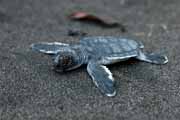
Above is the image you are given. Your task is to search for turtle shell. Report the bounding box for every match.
[80,36,143,58]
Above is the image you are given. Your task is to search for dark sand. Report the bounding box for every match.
[0,0,180,119]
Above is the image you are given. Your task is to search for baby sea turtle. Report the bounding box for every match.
[31,36,168,97]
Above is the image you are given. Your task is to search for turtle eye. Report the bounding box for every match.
[61,55,73,66]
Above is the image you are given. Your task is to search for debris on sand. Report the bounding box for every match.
[69,11,126,32]
[67,29,87,37]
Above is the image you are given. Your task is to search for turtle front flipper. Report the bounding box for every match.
[136,51,168,64]
[87,61,116,97]
[31,42,69,55]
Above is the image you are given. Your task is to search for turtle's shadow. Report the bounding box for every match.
[55,58,156,80]
[47,57,158,97]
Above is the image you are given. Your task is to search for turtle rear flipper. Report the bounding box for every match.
[87,61,116,97]
[136,51,168,64]
[31,42,69,55]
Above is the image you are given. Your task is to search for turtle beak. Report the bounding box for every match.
[53,57,64,72]
[53,63,64,73]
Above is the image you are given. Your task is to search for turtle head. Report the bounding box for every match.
[53,48,83,72]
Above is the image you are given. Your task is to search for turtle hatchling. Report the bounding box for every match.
[31,36,168,97]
